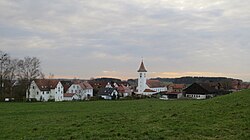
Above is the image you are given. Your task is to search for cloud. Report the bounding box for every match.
[0,0,250,81]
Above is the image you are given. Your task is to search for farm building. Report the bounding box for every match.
[183,83,219,99]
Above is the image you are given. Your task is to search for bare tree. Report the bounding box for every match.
[4,59,18,98]
[0,51,11,100]
[17,57,42,101]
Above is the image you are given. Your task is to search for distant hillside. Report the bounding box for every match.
[92,77,122,82]
[151,77,242,85]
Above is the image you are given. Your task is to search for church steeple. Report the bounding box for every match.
[137,60,147,94]
[137,60,147,72]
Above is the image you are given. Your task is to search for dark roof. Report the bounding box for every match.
[89,81,108,89]
[98,88,117,96]
[184,83,218,95]
[61,81,73,93]
[137,61,147,72]
[144,89,156,92]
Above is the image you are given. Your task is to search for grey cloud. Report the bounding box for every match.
[0,0,250,81]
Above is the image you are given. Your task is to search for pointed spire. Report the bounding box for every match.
[137,60,147,72]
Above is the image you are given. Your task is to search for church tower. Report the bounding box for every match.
[137,60,147,94]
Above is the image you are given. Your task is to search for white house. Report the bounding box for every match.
[27,79,64,102]
[117,84,132,97]
[63,93,80,101]
[63,81,93,101]
[136,60,167,96]
[146,80,168,93]
[98,88,119,100]
[79,81,94,100]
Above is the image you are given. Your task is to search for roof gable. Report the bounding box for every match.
[184,83,218,94]
[137,61,147,72]
[34,79,60,91]
[98,88,117,95]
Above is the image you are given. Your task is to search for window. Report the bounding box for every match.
[33,86,35,89]
[140,73,142,78]
[37,92,39,95]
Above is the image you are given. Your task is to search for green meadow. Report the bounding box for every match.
[0,90,249,140]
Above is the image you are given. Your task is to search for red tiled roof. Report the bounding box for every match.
[79,81,93,89]
[172,84,186,89]
[137,61,147,72]
[146,80,163,88]
[83,81,93,89]
[34,79,59,91]
[89,81,108,89]
[144,89,156,92]
[117,84,131,93]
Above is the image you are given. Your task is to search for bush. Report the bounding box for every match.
[48,99,55,102]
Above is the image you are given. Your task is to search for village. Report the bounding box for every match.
[21,60,250,102]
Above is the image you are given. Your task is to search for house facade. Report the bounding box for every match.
[62,81,93,101]
[117,84,132,97]
[98,88,119,100]
[27,79,64,102]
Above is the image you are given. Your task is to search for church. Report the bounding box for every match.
[136,60,168,95]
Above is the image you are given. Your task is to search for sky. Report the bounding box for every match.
[0,0,249,81]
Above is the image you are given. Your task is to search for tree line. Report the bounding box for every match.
[0,50,43,101]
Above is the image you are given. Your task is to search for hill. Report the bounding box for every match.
[0,90,249,139]
[152,76,242,85]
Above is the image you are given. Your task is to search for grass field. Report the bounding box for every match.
[0,90,249,140]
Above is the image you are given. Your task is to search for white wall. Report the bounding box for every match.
[149,87,168,93]
[186,94,206,99]
[67,84,81,94]
[28,80,64,102]
[55,82,64,101]
[27,81,42,101]
[137,72,147,94]
[64,96,73,101]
